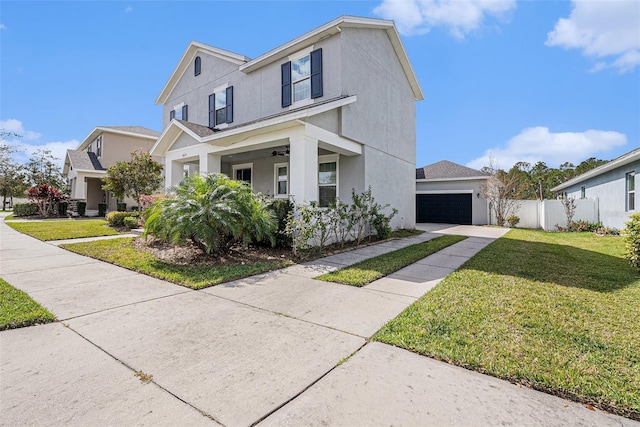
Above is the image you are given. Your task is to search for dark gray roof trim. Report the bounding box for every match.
[67,150,105,171]
[416,160,489,180]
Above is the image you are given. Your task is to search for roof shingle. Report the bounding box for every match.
[66,150,105,171]
[416,160,488,180]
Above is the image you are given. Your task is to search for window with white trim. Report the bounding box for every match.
[626,171,635,211]
[96,135,102,157]
[194,56,201,76]
[580,186,586,199]
[170,103,188,121]
[209,86,233,128]
[318,159,337,208]
[232,163,253,186]
[292,55,311,103]
[281,47,322,108]
[87,144,93,153]
[274,163,288,198]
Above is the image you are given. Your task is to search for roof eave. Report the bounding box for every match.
[76,127,159,152]
[416,176,489,182]
[551,149,640,192]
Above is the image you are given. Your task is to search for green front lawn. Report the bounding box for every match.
[317,235,466,286]
[0,278,56,330]
[374,229,640,419]
[61,238,290,290]
[7,219,120,241]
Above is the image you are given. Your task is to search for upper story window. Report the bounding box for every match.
[281,48,323,108]
[170,104,188,121]
[626,171,635,211]
[87,144,93,153]
[96,135,102,157]
[208,86,234,128]
[194,56,201,76]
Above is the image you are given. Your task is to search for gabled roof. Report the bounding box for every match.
[76,126,160,152]
[156,41,251,105]
[156,16,424,105]
[63,150,105,175]
[416,160,489,181]
[551,147,640,192]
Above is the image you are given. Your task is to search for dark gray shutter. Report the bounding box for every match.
[281,61,291,108]
[209,94,215,127]
[195,56,201,76]
[311,48,323,99]
[170,110,175,121]
[226,86,233,123]
[182,105,188,121]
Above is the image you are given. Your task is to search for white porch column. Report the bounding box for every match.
[199,153,221,175]
[289,136,318,203]
[165,160,185,189]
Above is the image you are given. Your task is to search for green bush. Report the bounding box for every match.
[98,203,107,217]
[13,203,36,217]
[507,215,520,227]
[57,201,68,216]
[123,216,139,229]
[106,211,129,227]
[117,202,126,211]
[265,199,293,248]
[624,213,640,269]
[77,201,86,217]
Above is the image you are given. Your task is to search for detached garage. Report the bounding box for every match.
[416,160,489,225]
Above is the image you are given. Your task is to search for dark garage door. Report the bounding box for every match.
[416,194,472,225]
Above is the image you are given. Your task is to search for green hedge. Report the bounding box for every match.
[13,203,36,217]
[106,211,129,227]
[76,201,86,216]
[123,216,140,229]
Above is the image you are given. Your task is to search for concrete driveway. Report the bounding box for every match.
[1,216,635,426]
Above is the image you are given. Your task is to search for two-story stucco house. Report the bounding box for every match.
[64,126,160,213]
[150,15,424,229]
[551,147,640,229]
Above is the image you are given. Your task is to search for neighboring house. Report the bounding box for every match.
[416,160,489,225]
[551,147,640,229]
[150,15,424,229]
[63,126,161,213]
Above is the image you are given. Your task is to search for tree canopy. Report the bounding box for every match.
[102,150,163,209]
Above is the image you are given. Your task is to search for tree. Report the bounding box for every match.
[481,168,525,227]
[26,149,65,189]
[575,157,608,175]
[0,144,28,209]
[144,173,276,255]
[102,150,163,209]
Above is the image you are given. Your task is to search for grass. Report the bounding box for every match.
[4,213,15,220]
[7,219,120,241]
[0,278,56,330]
[373,229,640,420]
[389,228,425,239]
[317,235,466,286]
[61,238,291,290]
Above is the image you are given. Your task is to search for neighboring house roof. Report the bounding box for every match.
[151,95,358,156]
[155,15,424,105]
[64,150,105,175]
[551,147,640,192]
[75,126,160,152]
[416,160,490,181]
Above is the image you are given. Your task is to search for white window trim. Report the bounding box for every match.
[96,135,102,158]
[232,162,253,188]
[172,101,185,120]
[288,45,314,62]
[627,171,635,211]
[211,83,230,127]
[289,47,314,109]
[318,154,339,206]
[273,162,289,199]
[213,83,229,93]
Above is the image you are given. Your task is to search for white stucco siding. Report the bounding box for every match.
[416,179,489,225]
[562,160,639,229]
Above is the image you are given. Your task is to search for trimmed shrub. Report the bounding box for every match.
[13,203,36,217]
[98,203,107,217]
[106,211,129,227]
[123,216,139,229]
[266,199,294,248]
[57,201,68,216]
[117,202,126,212]
[76,201,86,217]
[624,213,640,269]
[507,215,520,227]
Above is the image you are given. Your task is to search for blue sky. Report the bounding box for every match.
[1,0,639,171]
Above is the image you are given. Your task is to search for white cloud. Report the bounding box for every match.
[125,5,133,13]
[0,119,78,168]
[546,0,640,73]
[0,24,7,30]
[374,0,516,38]
[466,126,627,170]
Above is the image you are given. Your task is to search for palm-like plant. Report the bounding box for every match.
[144,173,276,255]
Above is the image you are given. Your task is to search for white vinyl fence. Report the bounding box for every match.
[489,198,599,231]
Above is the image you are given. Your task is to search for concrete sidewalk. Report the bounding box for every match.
[1,215,635,426]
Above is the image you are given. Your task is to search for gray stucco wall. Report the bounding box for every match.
[416,179,489,225]
[562,160,639,229]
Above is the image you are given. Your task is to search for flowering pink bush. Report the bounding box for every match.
[26,184,68,217]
